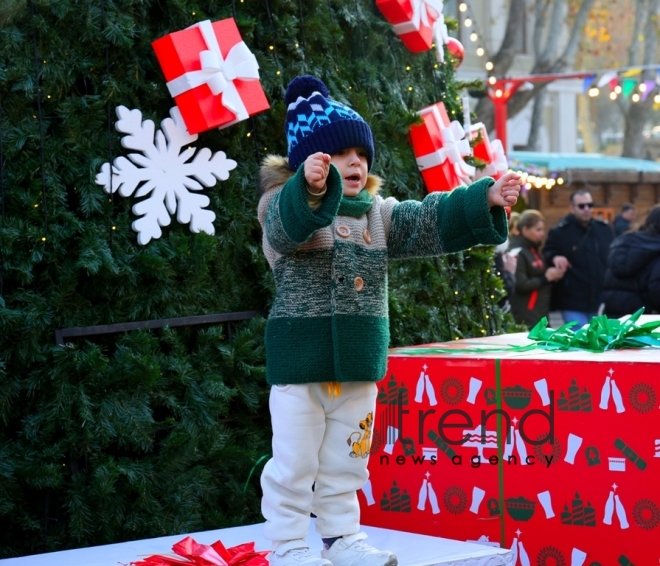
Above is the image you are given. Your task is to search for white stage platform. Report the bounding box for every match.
[0,521,514,566]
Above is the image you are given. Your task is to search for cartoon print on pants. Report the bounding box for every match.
[348,412,373,458]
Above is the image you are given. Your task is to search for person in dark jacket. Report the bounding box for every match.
[509,210,565,327]
[613,203,636,236]
[603,204,660,317]
[543,189,615,328]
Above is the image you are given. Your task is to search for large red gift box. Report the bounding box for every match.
[152,18,270,135]
[409,102,475,192]
[360,328,660,565]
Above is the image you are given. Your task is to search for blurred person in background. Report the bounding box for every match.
[602,204,660,317]
[508,210,565,327]
[543,190,615,328]
[493,210,520,313]
[613,203,636,236]
[508,210,521,237]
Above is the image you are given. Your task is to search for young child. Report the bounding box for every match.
[258,75,521,566]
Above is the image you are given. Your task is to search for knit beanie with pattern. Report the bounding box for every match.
[284,75,375,172]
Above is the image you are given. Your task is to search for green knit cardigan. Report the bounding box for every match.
[257,156,507,385]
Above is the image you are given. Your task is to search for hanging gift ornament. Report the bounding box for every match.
[409,102,476,192]
[470,123,508,181]
[445,37,464,68]
[152,18,270,135]
[376,0,450,61]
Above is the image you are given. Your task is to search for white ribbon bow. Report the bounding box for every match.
[392,0,449,61]
[484,139,509,177]
[416,105,475,186]
[166,20,260,121]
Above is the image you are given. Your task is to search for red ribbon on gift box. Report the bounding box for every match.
[376,0,449,60]
[410,102,475,192]
[130,537,269,566]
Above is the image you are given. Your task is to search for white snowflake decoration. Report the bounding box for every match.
[96,105,237,245]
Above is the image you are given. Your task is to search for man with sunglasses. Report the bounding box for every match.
[543,189,615,328]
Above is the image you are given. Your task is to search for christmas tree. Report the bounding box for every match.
[0,0,517,557]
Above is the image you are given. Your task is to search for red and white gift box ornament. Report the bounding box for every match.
[152,18,270,135]
[470,123,508,181]
[376,0,450,61]
[409,102,475,192]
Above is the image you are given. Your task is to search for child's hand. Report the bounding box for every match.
[304,152,331,193]
[487,172,522,208]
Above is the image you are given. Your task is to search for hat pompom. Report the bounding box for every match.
[284,75,329,106]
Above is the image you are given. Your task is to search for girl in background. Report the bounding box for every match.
[509,210,565,327]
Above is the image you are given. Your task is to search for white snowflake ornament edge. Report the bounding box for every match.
[95,105,237,245]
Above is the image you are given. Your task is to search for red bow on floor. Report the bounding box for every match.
[131,536,269,566]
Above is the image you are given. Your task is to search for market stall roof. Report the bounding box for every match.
[509,151,660,173]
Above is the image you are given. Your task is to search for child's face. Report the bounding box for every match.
[330,147,369,197]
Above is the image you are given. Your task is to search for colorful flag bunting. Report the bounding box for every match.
[597,71,617,88]
[582,75,596,92]
[622,79,637,98]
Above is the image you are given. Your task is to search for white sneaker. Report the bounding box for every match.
[321,532,397,566]
[269,540,332,566]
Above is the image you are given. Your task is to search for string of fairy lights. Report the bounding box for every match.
[455,2,493,74]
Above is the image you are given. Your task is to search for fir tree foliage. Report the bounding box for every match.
[0,0,517,557]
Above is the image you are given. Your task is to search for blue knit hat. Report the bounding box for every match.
[284,75,375,171]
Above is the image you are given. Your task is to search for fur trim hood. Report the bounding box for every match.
[258,154,382,196]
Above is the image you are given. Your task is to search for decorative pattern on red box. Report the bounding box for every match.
[409,102,475,192]
[375,0,449,60]
[360,332,660,565]
[470,123,508,181]
[152,19,270,135]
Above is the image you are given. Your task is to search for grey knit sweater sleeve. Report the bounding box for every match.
[383,176,508,260]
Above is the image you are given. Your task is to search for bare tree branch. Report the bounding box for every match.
[622,0,660,157]
[506,0,597,121]
[533,1,551,57]
[627,0,647,67]
[493,0,527,70]
[473,0,525,129]
[475,0,597,134]
[525,86,549,149]
[539,0,565,63]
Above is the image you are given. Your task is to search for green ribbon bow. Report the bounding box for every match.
[528,308,660,352]
[393,308,660,356]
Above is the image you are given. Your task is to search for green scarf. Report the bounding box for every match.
[337,189,373,217]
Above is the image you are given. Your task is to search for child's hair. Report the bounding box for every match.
[283,75,374,171]
[517,209,544,231]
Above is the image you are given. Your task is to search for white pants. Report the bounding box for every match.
[261,382,377,547]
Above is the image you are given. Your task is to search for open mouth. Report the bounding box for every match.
[345,174,361,184]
